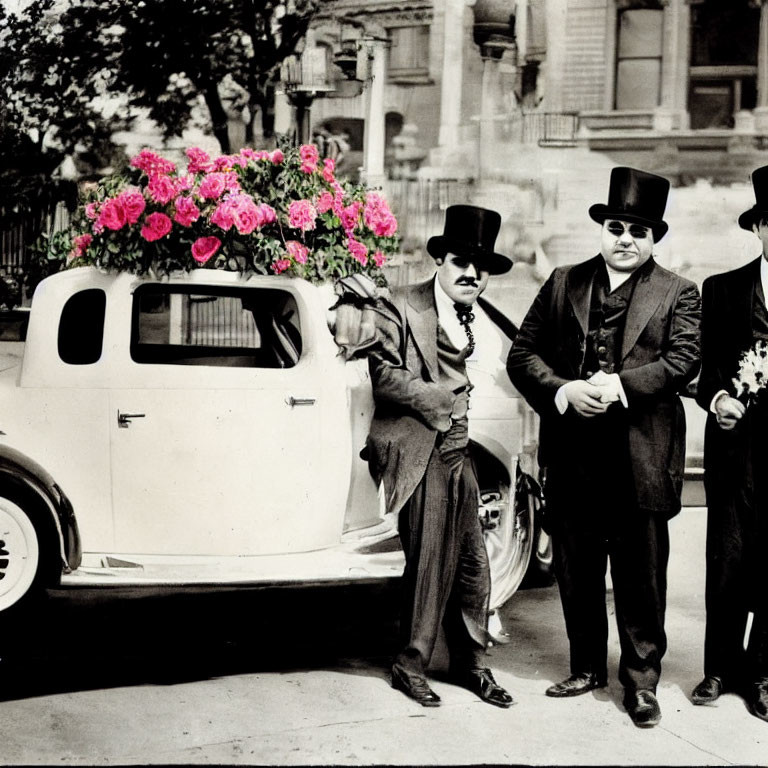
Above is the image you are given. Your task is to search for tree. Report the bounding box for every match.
[0,0,320,213]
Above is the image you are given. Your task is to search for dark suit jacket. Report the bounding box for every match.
[696,257,764,508]
[506,255,701,516]
[365,278,515,516]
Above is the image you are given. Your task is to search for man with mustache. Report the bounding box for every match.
[338,205,516,708]
[507,167,701,727]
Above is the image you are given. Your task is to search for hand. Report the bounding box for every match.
[586,370,620,404]
[331,303,376,350]
[714,394,746,430]
[562,380,610,417]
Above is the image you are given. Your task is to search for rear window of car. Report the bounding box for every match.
[58,289,106,365]
[130,285,302,368]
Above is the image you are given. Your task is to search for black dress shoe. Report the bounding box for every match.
[748,678,768,722]
[624,688,662,728]
[545,672,607,698]
[451,667,515,708]
[691,675,723,705]
[391,666,441,707]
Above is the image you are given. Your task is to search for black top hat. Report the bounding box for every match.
[738,165,768,231]
[588,167,670,241]
[426,205,513,275]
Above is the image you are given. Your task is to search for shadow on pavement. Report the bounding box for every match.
[0,581,402,702]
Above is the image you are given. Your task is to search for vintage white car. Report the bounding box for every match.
[0,267,548,620]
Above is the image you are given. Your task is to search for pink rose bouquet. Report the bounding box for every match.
[55,143,398,285]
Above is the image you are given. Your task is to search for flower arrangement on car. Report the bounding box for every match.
[57,143,399,286]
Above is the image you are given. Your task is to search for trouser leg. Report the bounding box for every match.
[703,501,751,685]
[395,450,461,675]
[441,455,491,672]
[610,510,669,692]
[551,510,609,679]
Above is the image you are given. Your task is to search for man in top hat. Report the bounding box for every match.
[507,167,701,727]
[691,165,768,723]
[337,204,516,708]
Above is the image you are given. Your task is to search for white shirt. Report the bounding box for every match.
[433,278,505,387]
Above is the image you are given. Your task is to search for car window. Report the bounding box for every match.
[58,288,106,365]
[130,285,302,368]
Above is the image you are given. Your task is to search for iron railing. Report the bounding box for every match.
[382,177,475,252]
[517,111,579,146]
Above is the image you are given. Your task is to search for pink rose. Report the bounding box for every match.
[67,233,93,264]
[340,201,362,234]
[270,149,284,164]
[288,199,317,232]
[322,158,335,183]
[258,203,277,224]
[210,200,234,231]
[147,174,177,204]
[84,202,100,220]
[364,192,398,237]
[347,237,368,267]
[286,240,309,264]
[271,258,292,274]
[228,193,262,235]
[118,189,146,224]
[315,191,334,215]
[97,197,126,231]
[198,172,228,200]
[174,196,200,227]
[191,236,221,265]
[186,147,213,174]
[373,250,387,268]
[299,144,319,173]
[140,212,172,242]
[130,149,176,175]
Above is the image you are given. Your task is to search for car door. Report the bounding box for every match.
[108,279,352,557]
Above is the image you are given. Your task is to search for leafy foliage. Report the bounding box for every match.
[0,0,319,214]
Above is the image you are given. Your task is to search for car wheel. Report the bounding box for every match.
[0,497,44,612]
[479,472,535,614]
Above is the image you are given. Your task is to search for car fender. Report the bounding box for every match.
[0,443,81,574]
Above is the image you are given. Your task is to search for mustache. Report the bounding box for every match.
[455,277,479,286]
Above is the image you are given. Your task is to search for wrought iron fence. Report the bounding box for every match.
[0,201,71,273]
[382,177,475,252]
[519,111,579,146]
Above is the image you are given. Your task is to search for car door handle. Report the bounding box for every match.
[118,410,146,428]
[286,397,316,407]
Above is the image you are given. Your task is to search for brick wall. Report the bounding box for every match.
[562,0,610,112]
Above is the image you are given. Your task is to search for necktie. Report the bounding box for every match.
[453,302,475,355]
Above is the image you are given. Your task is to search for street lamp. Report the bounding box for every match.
[280,36,337,144]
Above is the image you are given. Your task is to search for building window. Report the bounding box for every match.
[615,8,663,111]
[689,0,760,129]
[387,25,430,81]
[130,286,302,369]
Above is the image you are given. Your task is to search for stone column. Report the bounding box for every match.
[653,0,690,131]
[755,0,768,133]
[479,55,497,178]
[438,0,467,148]
[362,40,387,187]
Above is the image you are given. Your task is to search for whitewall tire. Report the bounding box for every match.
[0,498,41,611]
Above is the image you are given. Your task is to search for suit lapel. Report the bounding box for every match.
[620,259,669,361]
[405,279,439,381]
[566,255,601,338]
